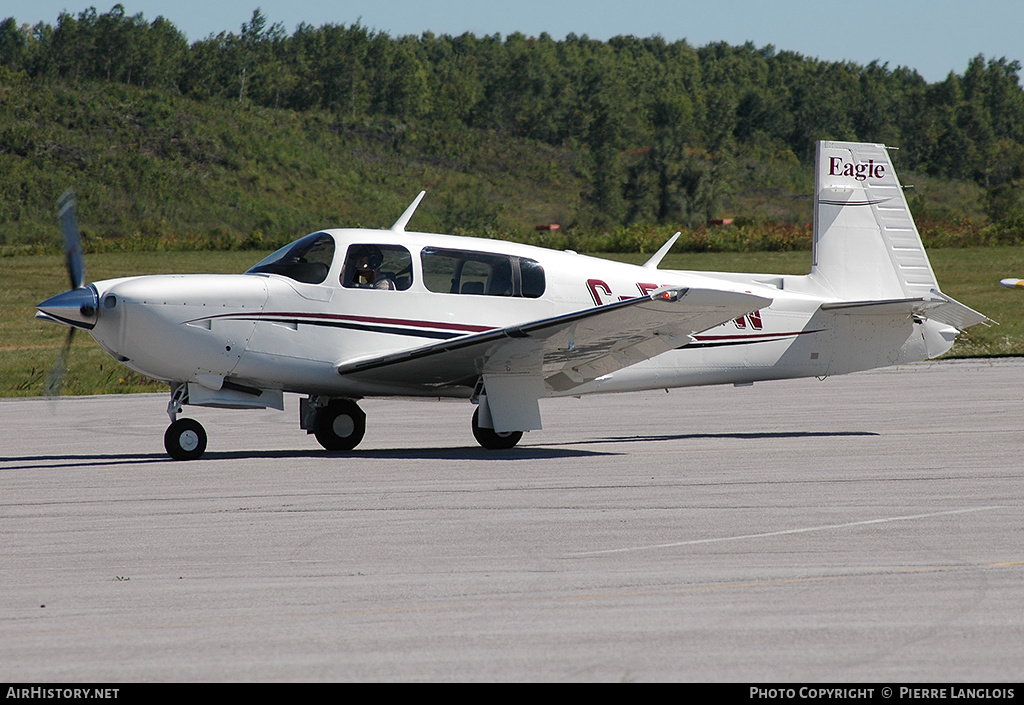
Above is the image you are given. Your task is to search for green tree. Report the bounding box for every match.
[422,33,484,127]
[0,17,28,71]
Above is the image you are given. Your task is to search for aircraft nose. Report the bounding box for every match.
[36,285,99,330]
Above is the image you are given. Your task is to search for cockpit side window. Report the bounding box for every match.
[420,247,545,298]
[245,232,335,284]
[341,244,413,291]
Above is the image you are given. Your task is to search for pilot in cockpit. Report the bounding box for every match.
[346,245,396,290]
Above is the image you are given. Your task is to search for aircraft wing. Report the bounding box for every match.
[336,286,772,394]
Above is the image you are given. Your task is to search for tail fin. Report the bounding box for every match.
[810,140,940,300]
[810,140,989,337]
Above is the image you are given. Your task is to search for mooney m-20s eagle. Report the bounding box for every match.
[37,141,989,460]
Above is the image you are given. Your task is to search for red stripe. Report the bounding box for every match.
[190,310,494,334]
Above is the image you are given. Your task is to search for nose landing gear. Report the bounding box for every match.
[164,417,208,461]
[164,383,208,460]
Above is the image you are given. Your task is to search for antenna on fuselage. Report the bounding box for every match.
[642,232,681,270]
[390,191,426,233]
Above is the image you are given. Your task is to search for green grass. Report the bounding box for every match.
[927,247,1024,355]
[3,247,1020,398]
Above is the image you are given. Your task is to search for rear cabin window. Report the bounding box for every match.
[341,244,413,291]
[420,247,545,298]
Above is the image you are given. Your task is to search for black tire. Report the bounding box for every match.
[471,408,523,450]
[164,418,207,461]
[313,399,366,451]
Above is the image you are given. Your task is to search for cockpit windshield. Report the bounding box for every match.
[246,232,335,284]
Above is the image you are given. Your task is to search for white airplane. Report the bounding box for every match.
[37,140,989,460]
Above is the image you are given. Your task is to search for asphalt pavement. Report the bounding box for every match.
[1,358,1022,682]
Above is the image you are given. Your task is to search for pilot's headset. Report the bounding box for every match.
[353,245,384,286]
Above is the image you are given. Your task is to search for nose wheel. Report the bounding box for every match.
[164,418,208,460]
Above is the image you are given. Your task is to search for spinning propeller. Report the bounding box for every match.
[38,189,99,396]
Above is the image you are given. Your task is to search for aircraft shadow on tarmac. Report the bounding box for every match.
[2,430,876,469]
[559,429,878,447]
[204,446,620,461]
[0,452,172,470]
[0,445,617,469]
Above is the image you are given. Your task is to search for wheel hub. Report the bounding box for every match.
[178,430,200,452]
[332,415,355,437]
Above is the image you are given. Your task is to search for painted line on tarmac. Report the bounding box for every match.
[569,506,1004,556]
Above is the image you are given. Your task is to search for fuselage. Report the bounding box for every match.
[73,227,952,401]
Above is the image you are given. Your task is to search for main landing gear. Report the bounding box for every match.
[471,408,524,450]
[311,398,366,451]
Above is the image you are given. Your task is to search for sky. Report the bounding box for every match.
[4,0,1023,84]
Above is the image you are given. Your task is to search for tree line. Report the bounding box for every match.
[2,5,1023,230]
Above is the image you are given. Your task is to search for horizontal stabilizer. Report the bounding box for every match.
[821,290,991,330]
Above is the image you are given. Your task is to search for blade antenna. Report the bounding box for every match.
[390,191,426,233]
[642,232,681,270]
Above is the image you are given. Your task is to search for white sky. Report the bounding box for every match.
[4,0,1023,83]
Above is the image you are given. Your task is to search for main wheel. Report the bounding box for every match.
[164,418,207,461]
[471,408,523,450]
[313,399,366,451]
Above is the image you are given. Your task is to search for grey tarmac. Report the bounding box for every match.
[1,358,1022,682]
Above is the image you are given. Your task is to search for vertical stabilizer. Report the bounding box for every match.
[811,141,939,300]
